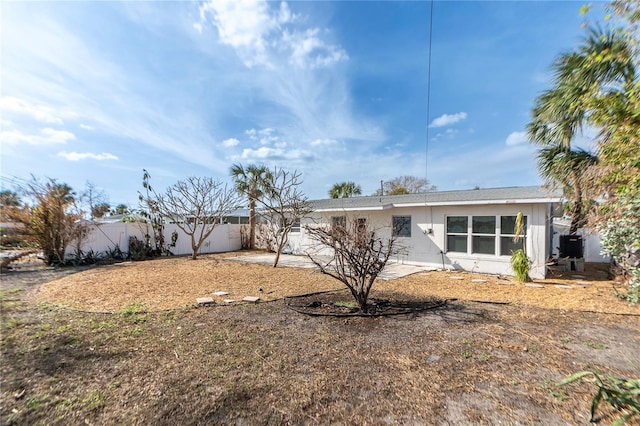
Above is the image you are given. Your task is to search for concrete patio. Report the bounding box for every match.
[232,253,434,280]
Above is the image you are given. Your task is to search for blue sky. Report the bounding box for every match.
[1,1,605,207]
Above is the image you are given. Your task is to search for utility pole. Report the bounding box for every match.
[380,180,384,196]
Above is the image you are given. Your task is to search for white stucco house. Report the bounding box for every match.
[285,186,563,279]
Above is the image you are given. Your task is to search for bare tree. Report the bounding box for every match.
[305,218,402,312]
[83,181,109,220]
[154,176,240,260]
[376,176,437,195]
[256,167,312,267]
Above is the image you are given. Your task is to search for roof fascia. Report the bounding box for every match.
[313,204,393,213]
[393,198,562,208]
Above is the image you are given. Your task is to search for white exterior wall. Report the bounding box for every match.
[289,203,551,279]
[66,222,242,258]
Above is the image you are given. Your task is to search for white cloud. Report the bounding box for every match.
[1,127,75,145]
[41,128,75,143]
[222,137,240,147]
[0,96,66,124]
[505,131,528,146]
[245,127,281,145]
[198,0,282,67]
[310,138,338,147]
[197,0,346,69]
[57,151,118,161]
[240,146,312,161]
[79,123,94,130]
[283,28,348,69]
[428,112,467,128]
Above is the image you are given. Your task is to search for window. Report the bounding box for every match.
[331,216,346,230]
[446,214,528,257]
[357,218,367,233]
[472,216,496,255]
[392,216,411,237]
[500,215,527,255]
[291,218,301,233]
[446,216,468,253]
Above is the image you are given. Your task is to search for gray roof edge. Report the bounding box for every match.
[310,186,562,211]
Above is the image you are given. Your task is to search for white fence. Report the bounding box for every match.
[65,222,242,258]
[551,225,608,263]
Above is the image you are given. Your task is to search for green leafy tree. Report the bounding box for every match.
[111,204,130,216]
[599,195,640,303]
[91,202,111,219]
[531,2,638,301]
[528,26,635,234]
[329,181,362,198]
[230,163,269,250]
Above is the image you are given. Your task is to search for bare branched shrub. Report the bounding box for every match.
[306,218,402,312]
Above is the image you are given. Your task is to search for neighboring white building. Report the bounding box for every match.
[285,186,563,279]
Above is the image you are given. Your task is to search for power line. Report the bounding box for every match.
[425,0,434,185]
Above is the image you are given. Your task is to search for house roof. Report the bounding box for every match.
[310,186,563,212]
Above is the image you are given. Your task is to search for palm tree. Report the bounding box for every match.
[230,163,269,249]
[537,146,598,234]
[527,27,634,234]
[328,181,362,199]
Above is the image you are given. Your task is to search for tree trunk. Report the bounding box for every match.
[355,292,368,312]
[569,171,583,235]
[273,230,287,267]
[249,196,256,250]
[191,235,198,260]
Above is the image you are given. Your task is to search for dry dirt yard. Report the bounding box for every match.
[1,251,639,425]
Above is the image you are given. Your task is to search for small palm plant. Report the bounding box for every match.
[511,249,530,283]
[510,212,530,282]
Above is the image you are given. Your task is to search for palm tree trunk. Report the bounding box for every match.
[249,195,256,250]
[569,170,583,235]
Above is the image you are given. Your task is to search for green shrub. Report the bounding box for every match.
[510,249,530,282]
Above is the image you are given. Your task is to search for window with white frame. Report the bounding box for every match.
[499,215,527,255]
[446,216,468,253]
[447,215,528,256]
[291,218,301,233]
[472,216,496,255]
[392,215,412,237]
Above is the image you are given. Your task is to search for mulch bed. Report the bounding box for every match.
[4,250,635,315]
